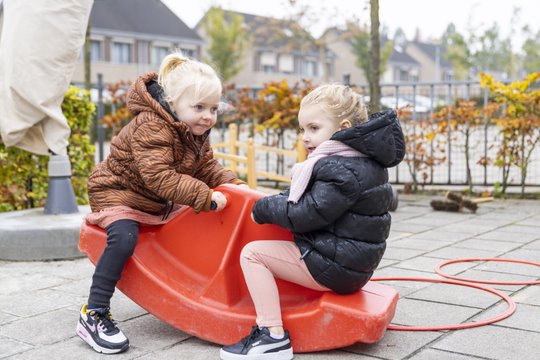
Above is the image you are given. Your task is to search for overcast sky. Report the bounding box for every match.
[162,0,539,50]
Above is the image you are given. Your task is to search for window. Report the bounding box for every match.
[278,54,294,73]
[304,60,317,77]
[138,41,149,64]
[398,68,409,81]
[294,56,302,74]
[90,40,102,62]
[152,46,169,66]
[112,42,132,64]
[180,48,194,58]
[325,62,334,77]
[409,68,419,82]
[443,70,454,81]
[259,52,276,73]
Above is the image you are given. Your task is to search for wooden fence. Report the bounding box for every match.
[213,124,307,188]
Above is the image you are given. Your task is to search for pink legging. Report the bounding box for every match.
[240,240,330,327]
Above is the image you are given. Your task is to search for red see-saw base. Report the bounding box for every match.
[79,185,398,352]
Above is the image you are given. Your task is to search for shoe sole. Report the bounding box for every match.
[76,322,129,354]
[219,348,293,360]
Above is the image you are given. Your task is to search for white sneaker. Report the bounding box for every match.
[76,304,129,354]
[220,326,293,359]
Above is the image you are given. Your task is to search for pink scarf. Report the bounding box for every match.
[288,140,365,203]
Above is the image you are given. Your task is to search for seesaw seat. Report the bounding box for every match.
[79,184,398,352]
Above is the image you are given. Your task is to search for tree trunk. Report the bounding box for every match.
[369,0,381,112]
[501,149,510,196]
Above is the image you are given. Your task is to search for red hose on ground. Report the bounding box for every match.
[371,277,517,331]
[435,258,540,285]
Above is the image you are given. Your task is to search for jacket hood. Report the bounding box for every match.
[126,73,182,128]
[126,73,213,140]
[331,109,405,168]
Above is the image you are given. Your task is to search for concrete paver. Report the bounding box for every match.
[408,230,473,242]
[405,282,503,308]
[452,238,522,252]
[476,230,539,243]
[385,298,481,327]
[1,195,539,359]
[346,330,443,360]
[407,348,480,360]
[511,286,540,306]
[432,325,540,360]
[392,255,458,273]
[473,302,540,332]
[426,246,508,260]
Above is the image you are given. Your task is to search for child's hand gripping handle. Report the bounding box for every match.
[210,190,229,211]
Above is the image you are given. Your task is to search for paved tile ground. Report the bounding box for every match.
[1,194,539,359]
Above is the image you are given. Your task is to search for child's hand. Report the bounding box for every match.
[211,191,227,211]
[236,184,250,190]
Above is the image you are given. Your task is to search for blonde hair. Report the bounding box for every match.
[158,52,222,104]
[300,84,368,126]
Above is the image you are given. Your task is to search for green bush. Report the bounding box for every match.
[0,86,95,212]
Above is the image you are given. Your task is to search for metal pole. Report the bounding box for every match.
[430,84,435,184]
[412,84,417,178]
[97,73,105,162]
[447,83,452,184]
[395,85,400,184]
[483,87,489,185]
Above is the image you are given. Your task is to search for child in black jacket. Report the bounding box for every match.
[220,84,405,360]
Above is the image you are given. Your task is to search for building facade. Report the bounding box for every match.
[405,41,454,82]
[196,9,336,87]
[71,0,203,86]
[322,28,421,86]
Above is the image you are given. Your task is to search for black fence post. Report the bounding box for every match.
[97,73,105,163]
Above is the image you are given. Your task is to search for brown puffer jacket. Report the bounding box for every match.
[88,73,242,215]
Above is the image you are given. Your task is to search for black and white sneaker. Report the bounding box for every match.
[76,304,129,354]
[220,326,293,360]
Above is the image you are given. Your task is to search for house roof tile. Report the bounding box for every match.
[91,0,201,41]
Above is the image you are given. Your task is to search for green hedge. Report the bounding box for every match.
[0,86,96,212]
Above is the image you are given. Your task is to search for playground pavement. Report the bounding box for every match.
[0,193,539,359]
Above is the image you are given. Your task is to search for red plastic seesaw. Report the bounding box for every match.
[79,184,398,352]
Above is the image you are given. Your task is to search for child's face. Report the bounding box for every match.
[298,105,342,153]
[172,91,220,136]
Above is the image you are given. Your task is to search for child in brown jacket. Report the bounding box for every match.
[76,53,246,354]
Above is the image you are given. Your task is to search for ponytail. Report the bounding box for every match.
[158,53,188,88]
[156,52,222,105]
[301,84,368,126]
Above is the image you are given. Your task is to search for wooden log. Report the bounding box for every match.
[430,200,461,212]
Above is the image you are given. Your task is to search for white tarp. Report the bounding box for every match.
[0,0,93,155]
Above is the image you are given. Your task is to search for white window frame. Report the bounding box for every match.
[152,46,169,66]
[278,54,294,73]
[303,59,317,77]
[112,42,132,64]
[90,40,102,62]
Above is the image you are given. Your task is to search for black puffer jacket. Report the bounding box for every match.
[252,110,405,294]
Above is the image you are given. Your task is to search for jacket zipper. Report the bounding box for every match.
[190,132,208,173]
[300,248,313,260]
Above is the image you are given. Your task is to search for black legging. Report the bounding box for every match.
[87,219,139,308]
